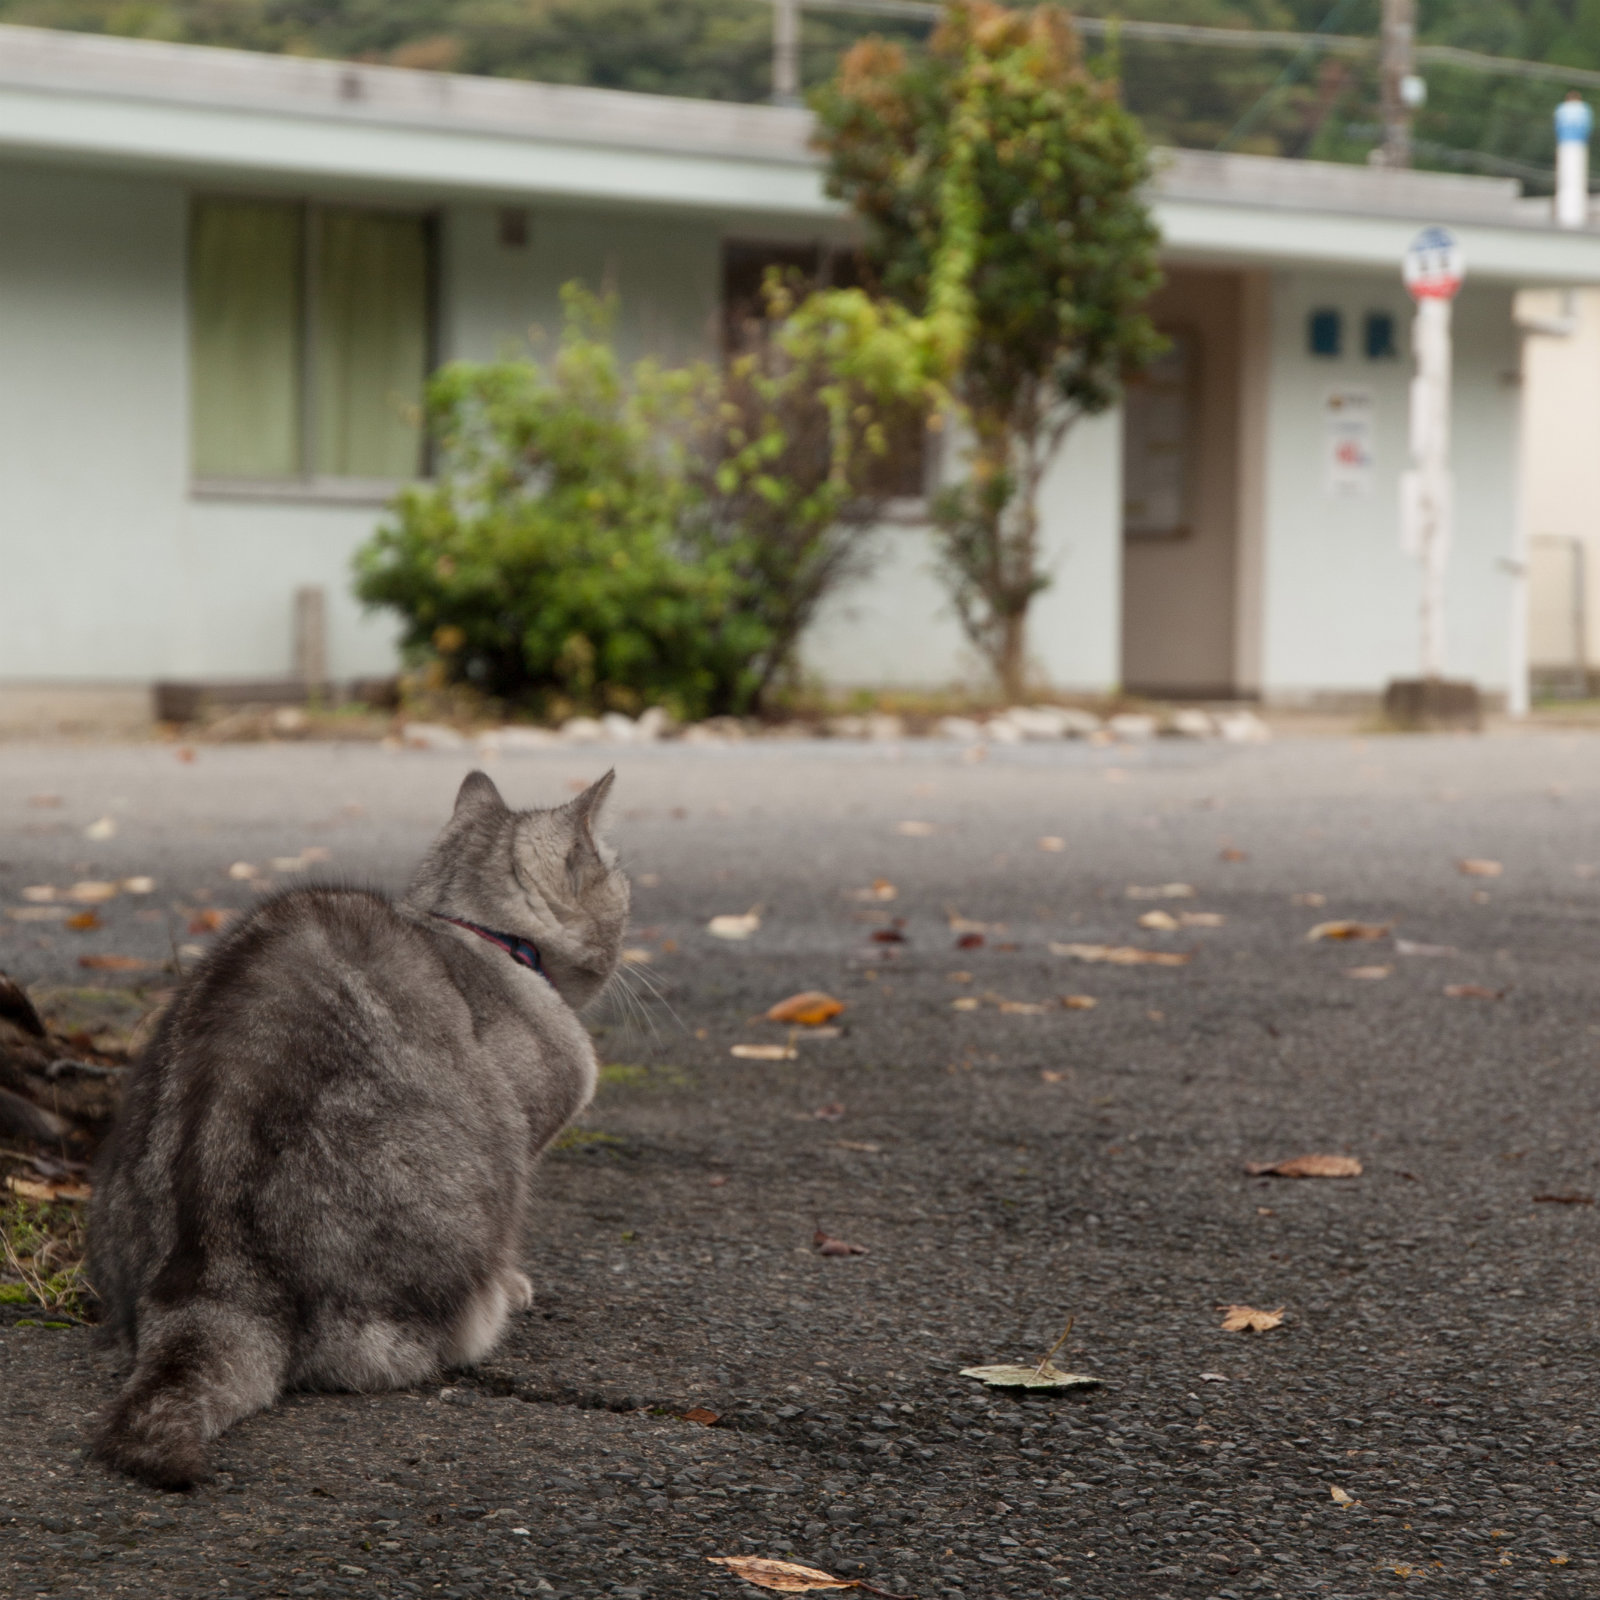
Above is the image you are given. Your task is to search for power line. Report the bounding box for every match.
[782,0,1600,92]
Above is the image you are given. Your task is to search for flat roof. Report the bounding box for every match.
[3,23,1600,283]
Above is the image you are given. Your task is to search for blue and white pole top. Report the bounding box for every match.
[1556,94,1593,144]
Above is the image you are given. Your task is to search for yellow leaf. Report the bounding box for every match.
[766,991,845,1026]
[1217,1304,1284,1332]
[1330,1486,1355,1507]
[707,1555,858,1592]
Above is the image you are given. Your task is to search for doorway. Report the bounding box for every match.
[1120,267,1247,697]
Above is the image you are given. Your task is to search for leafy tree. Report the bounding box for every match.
[814,0,1164,698]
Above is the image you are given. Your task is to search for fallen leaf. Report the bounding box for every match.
[1395,938,1457,957]
[621,947,653,964]
[895,820,936,837]
[1243,1154,1363,1179]
[1180,911,1225,927]
[682,1407,720,1426]
[950,996,981,1011]
[767,991,846,1026]
[7,907,69,922]
[121,876,156,895]
[65,911,102,932]
[812,1102,846,1121]
[946,909,1001,934]
[731,1044,796,1061]
[1330,1486,1356,1507]
[1458,858,1503,878]
[1533,1191,1594,1205]
[1218,1304,1284,1333]
[1137,909,1180,931]
[996,999,1048,1014]
[835,1139,881,1154]
[1198,1372,1228,1383]
[1219,847,1248,862]
[84,816,117,841]
[959,1362,1101,1391]
[850,878,898,902]
[188,908,231,934]
[1345,965,1392,980]
[20,886,56,903]
[1292,891,1327,907]
[1307,921,1391,942]
[1060,994,1098,1010]
[946,970,972,983]
[813,1229,868,1256]
[1444,983,1505,1000]
[77,954,150,972]
[1050,942,1191,967]
[1126,883,1195,900]
[954,932,984,949]
[1040,1070,1066,1083]
[708,910,761,940]
[228,861,258,881]
[4,1175,92,1203]
[870,926,906,944]
[707,1175,728,1188]
[1038,836,1065,852]
[706,1556,857,1593]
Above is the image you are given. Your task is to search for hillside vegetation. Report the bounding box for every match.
[0,0,1593,182]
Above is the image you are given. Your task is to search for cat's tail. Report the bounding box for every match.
[93,1300,289,1490]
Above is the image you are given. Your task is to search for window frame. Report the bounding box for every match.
[187,193,440,503]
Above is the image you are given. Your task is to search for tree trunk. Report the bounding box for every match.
[997,611,1027,703]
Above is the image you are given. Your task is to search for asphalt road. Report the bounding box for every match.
[4,729,1600,1600]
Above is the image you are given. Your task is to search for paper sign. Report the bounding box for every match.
[1325,388,1375,497]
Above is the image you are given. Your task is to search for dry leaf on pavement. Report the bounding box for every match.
[64,912,102,932]
[708,909,761,940]
[1218,1304,1285,1332]
[1346,965,1392,980]
[77,955,151,972]
[84,817,117,841]
[1050,942,1191,967]
[731,1044,796,1061]
[813,1229,868,1256]
[1038,836,1065,852]
[20,886,56,903]
[1444,983,1505,1000]
[1243,1154,1363,1179]
[959,1362,1101,1391]
[67,881,119,903]
[5,1175,91,1203]
[812,1102,846,1120]
[1330,1486,1356,1507]
[706,1556,860,1593]
[1137,909,1180,931]
[1126,883,1195,900]
[1395,938,1457,957]
[895,820,936,837]
[767,991,846,1026]
[1458,858,1503,878]
[1060,994,1098,1010]
[228,861,258,881]
[682,1407,720,1426]
[950,996,981,1011]
[1292,891,1327,907]
[1180,911,1225,927]
[1219,847,1248,862]
[188,908,232,935]
[121,876,155,895]
[1307,921,1391,942]
[996,999,1048,1014]
[621,948,653,965]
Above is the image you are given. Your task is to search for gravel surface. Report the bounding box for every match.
[4,731,1600,1598]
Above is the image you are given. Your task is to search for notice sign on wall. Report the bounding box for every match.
[1325,388,1375,497]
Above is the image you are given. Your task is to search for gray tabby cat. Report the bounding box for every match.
[89,769,626,1489]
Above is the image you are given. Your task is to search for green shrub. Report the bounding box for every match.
[356,284,936,718]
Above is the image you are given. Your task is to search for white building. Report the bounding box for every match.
[4,24,1600,724]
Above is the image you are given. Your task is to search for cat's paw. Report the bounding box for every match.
[505,1270,535,1312]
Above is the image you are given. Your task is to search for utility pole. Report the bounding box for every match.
[773,0,801,108]
[1378,0,1415,168]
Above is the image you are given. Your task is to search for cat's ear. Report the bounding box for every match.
[564,770,615,841]
[454,770,505,818]
[561,770,615,891]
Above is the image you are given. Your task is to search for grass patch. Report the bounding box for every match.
[596,1062,692,1093]
[551,1127,624,1153]
[1,1197,91,1321]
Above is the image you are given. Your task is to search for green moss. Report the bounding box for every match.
[0,1283,29,1304]
[551,1127,623,1152]
[598,1063,649,1087]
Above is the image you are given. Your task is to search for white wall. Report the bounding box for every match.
[1259,269,1520,696]
[0,161,404,684]
[800,408,1122,694]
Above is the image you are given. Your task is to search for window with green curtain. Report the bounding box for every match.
[314,209,429,480]
[190,200,304,478]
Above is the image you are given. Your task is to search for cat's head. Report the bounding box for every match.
[409,769,630,1009]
